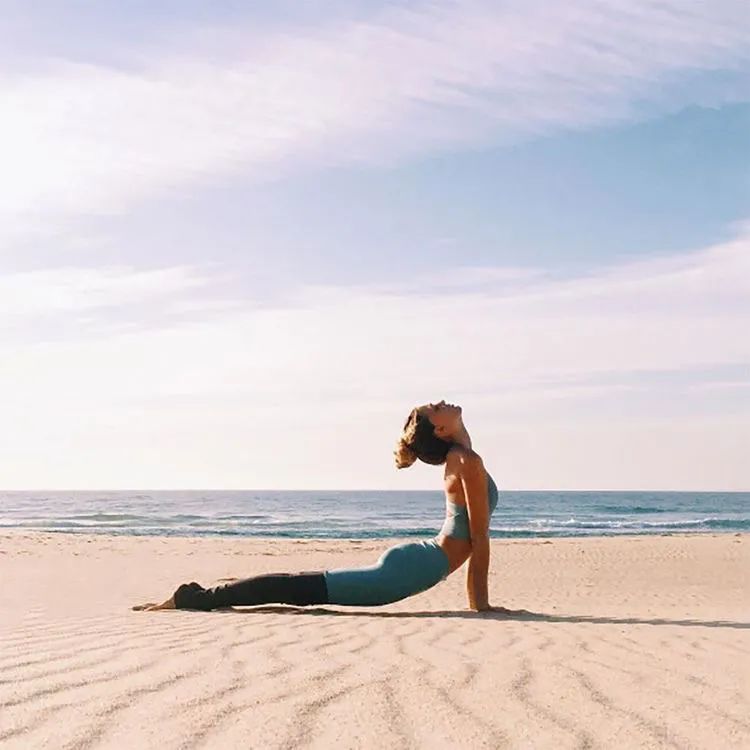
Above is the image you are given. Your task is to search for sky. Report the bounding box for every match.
[1,0,749,491]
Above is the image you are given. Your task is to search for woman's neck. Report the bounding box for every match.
[450,424,472,450]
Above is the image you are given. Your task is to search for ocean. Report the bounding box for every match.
[1,489,748,539]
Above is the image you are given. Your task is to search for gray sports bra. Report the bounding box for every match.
[439,472,498,540]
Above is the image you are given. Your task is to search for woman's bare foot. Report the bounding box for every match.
[132,595,176,611]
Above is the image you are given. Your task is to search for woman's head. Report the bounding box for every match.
[394,400,463,469]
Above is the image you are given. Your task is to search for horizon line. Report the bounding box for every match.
[2,487,749,494]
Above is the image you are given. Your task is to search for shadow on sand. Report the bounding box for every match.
[215,606,750,629]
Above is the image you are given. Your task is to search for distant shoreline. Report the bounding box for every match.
[3,488,747,539]
[2,528,748,542]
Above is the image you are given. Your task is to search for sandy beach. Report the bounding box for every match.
[1,532,748,749]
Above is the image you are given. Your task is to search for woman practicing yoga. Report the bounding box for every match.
[135,400,501,612]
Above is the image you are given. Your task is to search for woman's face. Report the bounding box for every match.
[419,400,462,438]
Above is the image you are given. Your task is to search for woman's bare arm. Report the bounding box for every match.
[459,451,491,611]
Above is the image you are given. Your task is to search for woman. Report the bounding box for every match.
[135,400,500,612]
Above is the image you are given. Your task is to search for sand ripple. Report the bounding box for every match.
[1,532,748,748]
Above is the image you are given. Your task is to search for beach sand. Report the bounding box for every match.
[1,532,748,749]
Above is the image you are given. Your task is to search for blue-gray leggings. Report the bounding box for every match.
[172,539,450,610]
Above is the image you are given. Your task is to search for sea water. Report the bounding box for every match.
[1,489,747,539]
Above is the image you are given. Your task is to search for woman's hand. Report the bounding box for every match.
[472,604,532,616]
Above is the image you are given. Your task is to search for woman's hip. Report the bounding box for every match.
[324,538,450,606]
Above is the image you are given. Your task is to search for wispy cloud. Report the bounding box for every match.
[0,265,231,345]
[5,224,749,391]
[2,2,749,488]
[2,0,748,234]
[1,223,748,488]
[0,265,205,317]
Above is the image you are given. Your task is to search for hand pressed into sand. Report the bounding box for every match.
[474,605,533,616]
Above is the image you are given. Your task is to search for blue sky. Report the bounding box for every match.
[1,1,748,489]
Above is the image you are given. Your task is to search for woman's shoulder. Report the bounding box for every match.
[446,445,484,473]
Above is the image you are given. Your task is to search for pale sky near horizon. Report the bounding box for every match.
[1,1,749,491]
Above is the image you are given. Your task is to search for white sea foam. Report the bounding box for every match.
[0,490,747,538]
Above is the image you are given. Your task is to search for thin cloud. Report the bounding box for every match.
[2,225,748,489]
[1,0,749,233]
[0,265,207,318]
[3,223,748,402]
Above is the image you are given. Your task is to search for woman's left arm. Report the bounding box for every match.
[461,452,491,611]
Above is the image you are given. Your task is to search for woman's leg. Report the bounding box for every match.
[173,571,328,610]
[140,539,449,612]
